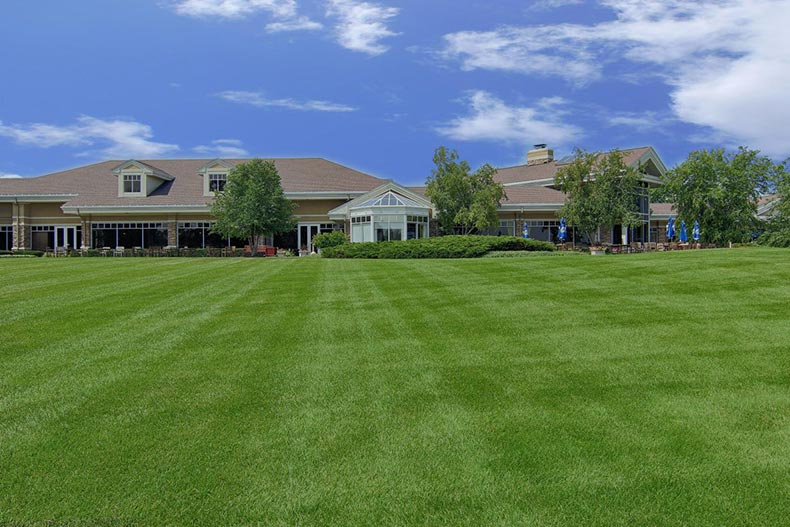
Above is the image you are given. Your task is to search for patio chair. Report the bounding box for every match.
[256,245,266,256]
[113,246,125,257]
[243,245,252,256]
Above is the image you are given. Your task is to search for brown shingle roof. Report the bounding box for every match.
[407,184,566,206]
[495,147,653,186]
[0,158,386,207]
[501,186,566,205]
[650,203,676,215]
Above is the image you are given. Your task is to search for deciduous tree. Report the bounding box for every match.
[425,147,506,235]
[657,148,778,244]
[211,159,295,253]
[554,149,642,245]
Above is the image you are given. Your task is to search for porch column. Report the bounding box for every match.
[12,203,27,250]
[167,216,177,246]
[81,218,91,249]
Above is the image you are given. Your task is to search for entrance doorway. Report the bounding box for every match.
[298,223,321,254]
[55,226,82,250]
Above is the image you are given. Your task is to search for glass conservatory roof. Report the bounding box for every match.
[354,191,423,209]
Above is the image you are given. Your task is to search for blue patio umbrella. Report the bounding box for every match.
[692,221,701,242]
[522,222,530,239]
[558,217,567,242]
[679,221,688,243]
[666,216,675,241]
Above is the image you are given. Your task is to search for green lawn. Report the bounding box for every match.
[1,249,789,526]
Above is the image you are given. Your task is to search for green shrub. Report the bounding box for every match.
[757,229,790,247]
[321,235,554,259]
[12,250,44,257]
[0,250,12,255]
[312,230,348,249]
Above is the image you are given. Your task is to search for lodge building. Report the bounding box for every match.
[0,145,673,253]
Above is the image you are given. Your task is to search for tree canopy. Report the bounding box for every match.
[757,160,790,247]
[425,147,506,235]
[656,148,780,244]
[554,149,642,245]
[210,159,295,251]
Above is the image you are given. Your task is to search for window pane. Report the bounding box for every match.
[144,228,168,248]
[117,228,143,248]
[178,228,204,248]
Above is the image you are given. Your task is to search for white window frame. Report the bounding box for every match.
[123,173,142,194]
[208,173,227,193]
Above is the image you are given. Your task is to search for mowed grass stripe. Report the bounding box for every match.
[0,260,284,438]
[0,249,788,526]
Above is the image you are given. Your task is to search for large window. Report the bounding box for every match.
[177,222,244,248]
[525,220,561,242]
[92,223,167,249]
[351,216,372,242]
[406,215,428,240]
[123,174,142,193]
[481,220,515,237]
[1,225,12,250]
[31,225,55,251]
[208,173,227,192]
[374,214,403,242]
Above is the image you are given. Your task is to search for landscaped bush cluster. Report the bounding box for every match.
[321,235,554,259]
[757,229,790,248]
[311,230,347,249]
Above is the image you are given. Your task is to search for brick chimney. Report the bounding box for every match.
[527,144,554,165]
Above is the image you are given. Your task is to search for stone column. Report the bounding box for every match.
[167,215,177,246]
[12,203,27,250]
[81,217,91,249]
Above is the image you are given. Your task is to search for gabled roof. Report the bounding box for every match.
[112,160,175,181]
[495,146,665,187]
[355,190,423,208]
[197,159,235,174]
[0,158,386,208]
[328,181,433,218]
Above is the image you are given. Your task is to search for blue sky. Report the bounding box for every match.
[1,0,788,185]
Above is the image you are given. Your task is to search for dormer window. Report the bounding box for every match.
[208,173,227,192]
[123,174,142,193]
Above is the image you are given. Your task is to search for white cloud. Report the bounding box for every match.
[172,0,297,19]
[0,172,22,179]
[530,0,584,10]
[173,0,322,32]
[194,139,250,157]
[266,15,323,32]
[217,90,357,112]
[440,0,790,157]
[436,91,582,146]
[441,26,600,85]
[0,116,178,158]
[606,111,675,134]
[326,0,400,55]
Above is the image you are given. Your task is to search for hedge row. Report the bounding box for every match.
[321,235,554,259]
